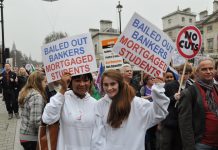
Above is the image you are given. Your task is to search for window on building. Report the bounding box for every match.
[182,17,185,22]
[207,38,214,50]
[189,18,192,23]
[168,19,171,24]
[207,25,213,32]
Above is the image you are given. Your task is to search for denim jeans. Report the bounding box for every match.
[195,143,218,150]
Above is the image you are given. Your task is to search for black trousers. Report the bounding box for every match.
[160,126,182,150]
[21,141,37,150]
[145,125,157,150]
[3,89,18,114]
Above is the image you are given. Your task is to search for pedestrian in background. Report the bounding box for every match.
[0,63,19,119]
[91,69,170,150]
[19,71,47,150]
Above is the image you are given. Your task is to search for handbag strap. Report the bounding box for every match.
[38,126,43,150]
[46,126,51,150]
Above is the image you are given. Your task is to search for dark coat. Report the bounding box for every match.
[1,71,17,91]
[177,83,207,150]
[162,80,180,128]
[17,75,28,92]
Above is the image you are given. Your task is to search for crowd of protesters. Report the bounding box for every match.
[0,56,218,150]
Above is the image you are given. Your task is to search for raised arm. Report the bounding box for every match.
[42,72,71,125]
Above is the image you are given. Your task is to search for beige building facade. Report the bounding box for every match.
[162,8,196,42]
[89,20,120,66]
[196,0,218,59]
[162,0,218,60]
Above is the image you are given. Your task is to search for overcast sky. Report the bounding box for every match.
[2,0,214,62]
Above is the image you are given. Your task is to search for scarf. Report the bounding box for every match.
[197,79,218,117]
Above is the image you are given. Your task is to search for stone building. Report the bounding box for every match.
[196,0,218,59]
[89,20,120,66]
[162,7,196,42]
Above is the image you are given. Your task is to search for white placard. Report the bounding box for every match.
[172,51,186,67]
[113,13,175,77]
[103,48,123,70]
[41,33,97,83]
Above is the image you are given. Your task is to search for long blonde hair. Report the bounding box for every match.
[17,67,28,76]
[18,71,47,106]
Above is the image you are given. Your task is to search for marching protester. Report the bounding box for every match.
[0,63,19,119]
[45,81,59,103]
[42,72,96,150]
[16,67,29,91]
[15,67,29,101]
[214,60,218,84]
[164,68,178,83]
[91,69,170,150]
[120,64,141,96]
[89,81,101,100]
[178,57,218,150]
[178,63,194,88]
[140,74,154,100]
[140,74,157,150]
[159,67,182,150]
[19,71,47,150]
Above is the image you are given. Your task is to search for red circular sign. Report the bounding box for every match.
[176,26,202,59]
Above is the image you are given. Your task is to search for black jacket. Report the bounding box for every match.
[178,83,207,150]
[162,80,180,128]
[16,75,28,92]
[1,71,17,91]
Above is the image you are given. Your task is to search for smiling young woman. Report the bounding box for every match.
[42,72,97,150]
[91,69,170,150]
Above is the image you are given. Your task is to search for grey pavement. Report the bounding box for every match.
[0,94,23,150]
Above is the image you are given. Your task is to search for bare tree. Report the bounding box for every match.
[44,31,68,44]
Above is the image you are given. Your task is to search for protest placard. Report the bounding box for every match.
[172,51,186,67]
[41,33,97,83]
[102,38,123,70]
[176,26,202,92]
[113,13,175,77]
[176,26,202,59]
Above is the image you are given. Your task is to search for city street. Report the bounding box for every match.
[0,94,23,150]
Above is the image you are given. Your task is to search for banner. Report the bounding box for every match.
[41,33,97,83]
[113,13,175,77]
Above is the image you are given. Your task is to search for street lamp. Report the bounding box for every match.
[116,1,123,34]
[0,0,5,67]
